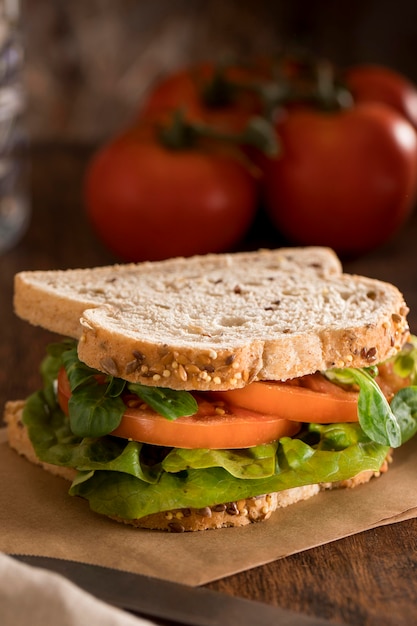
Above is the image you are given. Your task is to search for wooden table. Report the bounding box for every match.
[1,144,417,626]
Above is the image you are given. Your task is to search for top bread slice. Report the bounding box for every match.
[14,247,409,390]
[14,247,342,339]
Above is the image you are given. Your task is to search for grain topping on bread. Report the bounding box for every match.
[14,247,409,391]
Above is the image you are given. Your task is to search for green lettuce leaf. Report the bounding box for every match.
[22,391,161,483]
[390,387,417,443]
[23,386,389,521]
[392,335,417,383]
[68,430,388,520]
[21,337,417,522]
[161,444,279,479]
[327,337,417,448]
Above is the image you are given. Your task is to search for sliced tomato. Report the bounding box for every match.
[57,368,300,449]
[57,364,411,447]
[211,373,360,424]
[111,400,301,449]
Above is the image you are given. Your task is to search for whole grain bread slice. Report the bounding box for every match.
[14,247,409,390]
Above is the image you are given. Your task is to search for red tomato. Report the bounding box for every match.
[140,62,266,134]
[209,366,410,425]
[345,64,417,130]
[260,102,417,257]
[84,125,258,262]
[212,373,359,423]
[57,368,300,449]
[111,403,300,449]
[57,362,410,448]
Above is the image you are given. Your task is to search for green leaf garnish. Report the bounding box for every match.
[106,376,126,398]
[392,337,417,383]
[327,368,401,448]
[68,381,126,438]
[62,347,99,391]
[40,339,76,387]
[326,338,417,448]
[127,382,198,420]
[390,387,417,443]
[59,344,197,435]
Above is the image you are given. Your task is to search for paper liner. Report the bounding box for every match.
[1,429,416,585]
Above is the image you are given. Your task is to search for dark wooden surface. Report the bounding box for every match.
[1,145,417,626]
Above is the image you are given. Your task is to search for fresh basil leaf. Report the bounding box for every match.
[62,347,99,391]
[392,338,417,383]
[106,376,126,398]
[40,340,76,387]
[355,369,402,448]
[327,368,402,448]
[127,382,198,420]
[46,338,77,358]
[394,353,416,379]
[390,386,417,443]
[68,381,125,437]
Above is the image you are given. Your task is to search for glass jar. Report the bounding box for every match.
[0,0,29,254]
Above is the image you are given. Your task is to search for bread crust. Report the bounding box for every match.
[3,400,390,532]
[13,247,410,391]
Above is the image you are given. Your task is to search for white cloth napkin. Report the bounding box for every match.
[0,552,157,626]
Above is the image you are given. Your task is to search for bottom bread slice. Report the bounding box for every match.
[4,400,390,532]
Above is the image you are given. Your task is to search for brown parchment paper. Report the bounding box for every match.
[1,428,417,586]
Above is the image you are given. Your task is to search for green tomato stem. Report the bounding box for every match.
[157,109,279,156]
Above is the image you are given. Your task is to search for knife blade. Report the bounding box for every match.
[12,554,338,626]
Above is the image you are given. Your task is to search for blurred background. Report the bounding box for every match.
[24,0,417,145]
[2,0,417,421]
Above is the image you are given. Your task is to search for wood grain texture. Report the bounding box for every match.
[206,520,417,625]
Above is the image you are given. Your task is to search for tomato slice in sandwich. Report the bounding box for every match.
[111,400,301,449]
[56,356,413,450]
[59,365,407,449]
[213,373,360,424]
[57,368,301,449]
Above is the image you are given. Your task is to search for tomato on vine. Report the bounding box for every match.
[84,112,276,262]
[140,61,270,133]
[345,63,417,130]
[258,61,417,257]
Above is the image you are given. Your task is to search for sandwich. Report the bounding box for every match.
[4,247,417,532]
